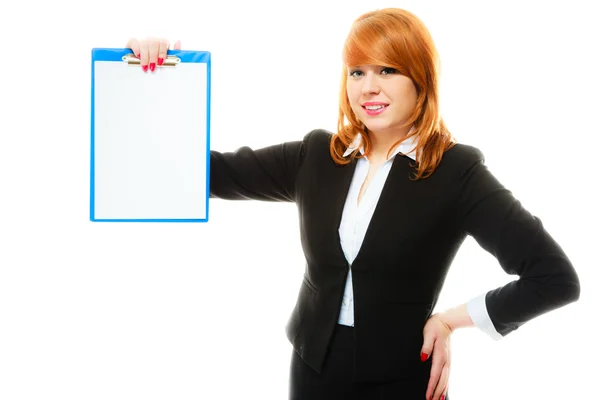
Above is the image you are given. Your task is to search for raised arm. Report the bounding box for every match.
[209,130,314,202]
[457,147,580,338]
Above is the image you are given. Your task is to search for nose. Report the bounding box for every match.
[361,71,380,95]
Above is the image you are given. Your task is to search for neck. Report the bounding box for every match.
[366,126,412,162]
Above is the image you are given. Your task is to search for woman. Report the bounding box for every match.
[126,8,580,400]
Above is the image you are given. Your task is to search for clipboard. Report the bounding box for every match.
[90,48,211,223]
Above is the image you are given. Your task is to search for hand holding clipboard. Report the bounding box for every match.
[90,37,211,223]
[125,37,182,72]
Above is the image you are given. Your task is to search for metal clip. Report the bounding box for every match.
[122,54,180,67]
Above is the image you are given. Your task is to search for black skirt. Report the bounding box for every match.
[289,323,449,400]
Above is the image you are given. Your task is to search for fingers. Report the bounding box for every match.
[425,360,441,400]
[130,37,181,72]
[158,38,169,66]
[148,37,159,71]
[426,363,448,400]
[425,344,450,400]
[432,365,449,400]
[139,38,150,72]
[126,37,140,58]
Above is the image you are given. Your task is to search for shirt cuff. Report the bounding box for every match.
[467,292,504,341]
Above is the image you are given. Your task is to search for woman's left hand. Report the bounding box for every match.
[422,313,452,400]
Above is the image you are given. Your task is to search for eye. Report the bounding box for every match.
[381,67,398,75]
[349,69,363,77]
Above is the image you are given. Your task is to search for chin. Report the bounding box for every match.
[364,122,394,133]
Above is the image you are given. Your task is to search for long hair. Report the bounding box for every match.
[330,8,457,181]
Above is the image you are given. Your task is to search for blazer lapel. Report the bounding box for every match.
[351,155,416,266]
[321,158,358,267]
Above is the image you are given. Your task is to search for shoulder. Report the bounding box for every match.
[298,128,335,157]
[302,128,334,144]
[442,142,486,168]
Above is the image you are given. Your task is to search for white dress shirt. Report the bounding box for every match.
[336,130,503,341]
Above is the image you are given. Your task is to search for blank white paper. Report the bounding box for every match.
[93,59,208,221]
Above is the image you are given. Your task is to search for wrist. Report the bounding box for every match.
[439,303,474,332]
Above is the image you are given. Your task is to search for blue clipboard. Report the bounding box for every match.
[90,48,211,222]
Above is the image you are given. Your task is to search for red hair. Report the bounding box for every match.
[330,8,457,180]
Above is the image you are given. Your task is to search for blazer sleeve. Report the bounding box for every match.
[457,147,580,338]
[209,130,314,202]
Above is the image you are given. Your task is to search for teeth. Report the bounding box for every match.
[365,105,386,110]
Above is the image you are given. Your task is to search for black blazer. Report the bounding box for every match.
[209,129,580,382]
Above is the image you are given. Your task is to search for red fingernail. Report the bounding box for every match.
[149,63,156,72]
[142,65,148,72]
[158,57,164,66]
[441,395,445,400]
[136,53,140,58]
[421,352,428,362]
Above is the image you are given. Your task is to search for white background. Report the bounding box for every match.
[0,1,597,399]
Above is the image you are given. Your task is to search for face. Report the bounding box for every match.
[346,65,418,139]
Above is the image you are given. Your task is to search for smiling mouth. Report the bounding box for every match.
[362,104,389,115]
[362,105,388,110]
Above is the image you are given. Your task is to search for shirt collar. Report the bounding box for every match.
[342,126,418,161]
